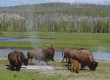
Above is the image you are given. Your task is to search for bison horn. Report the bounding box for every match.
[18,57,22,63]
[17,52,22,63]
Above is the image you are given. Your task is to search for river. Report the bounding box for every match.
[0,49,110,61]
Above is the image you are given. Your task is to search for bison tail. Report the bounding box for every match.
[90,52,95,62]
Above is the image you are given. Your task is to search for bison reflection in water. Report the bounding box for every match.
[8,51,28,71]
[68,48,98,71]
[27,44,55,65]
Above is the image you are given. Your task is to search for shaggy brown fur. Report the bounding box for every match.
[68,59,80,73]
[68,49,98,71]
[8,51,28,71]
[27,44,55,65]
[62,48,74,62]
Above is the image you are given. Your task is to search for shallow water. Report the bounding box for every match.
[0,49,110,61]
[92,51,110,61]
[0,49,28,56]
[0,37,55,41]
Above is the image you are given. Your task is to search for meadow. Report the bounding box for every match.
[0,32,110,51]
[0,59,110,80]
[0,3,110,80]
[0,32,110,80]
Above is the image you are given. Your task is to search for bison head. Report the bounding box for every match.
[89,62,98,71]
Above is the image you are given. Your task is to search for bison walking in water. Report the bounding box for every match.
[27,44,55,65]
[68,49,98,71]
[8,51,28,71]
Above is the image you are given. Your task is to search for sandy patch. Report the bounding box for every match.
[0,56,7,60]
[22,65,54,70]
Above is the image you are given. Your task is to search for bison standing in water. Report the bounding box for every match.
[27,44,55,65]
[8,51,28,71]
[68,49,98,71]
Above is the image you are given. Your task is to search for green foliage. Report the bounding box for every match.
[0,3,110,33]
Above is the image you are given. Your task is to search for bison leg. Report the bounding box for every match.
[66,57,68,63]
[28,58,33,65]
[51,58,54,61]
[9,61,15,71]
[62,56,65,63]
[10,65,15,71]
[74,67,79,73]
[16,67,20,71]
[37,59,41,65]
[16,65,21,71]
[45,60,49,65]
[30,58,33,65]
[27,57,33,65]
[62,56,68,63]
[70,65,74,72]
[68,64,71,70]
[67,58,71,70]
[81,63,85,70]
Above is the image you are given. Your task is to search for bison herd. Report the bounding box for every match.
[8,44,98,73]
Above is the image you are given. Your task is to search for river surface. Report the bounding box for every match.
[0,37,55,41]
[0,49,110,61]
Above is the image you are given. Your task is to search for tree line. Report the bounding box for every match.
[0,3,110,33]
[0,16,110,33]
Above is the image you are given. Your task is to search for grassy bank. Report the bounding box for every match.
[0,32,110,51]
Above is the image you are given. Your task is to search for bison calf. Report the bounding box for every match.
[68,59,80,73]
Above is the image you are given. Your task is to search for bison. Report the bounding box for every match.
[62,48,73,62]
[8,51,28,71]
[27,44,55,65]
[68,58,80,73]
[68,49,98,71]
[43,44,55,61]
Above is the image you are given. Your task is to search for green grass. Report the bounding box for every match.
[0,59,110,80]
[0,32,110,80]
[0,32,110,51]
[0,70,63,80]
[0,59,66,80]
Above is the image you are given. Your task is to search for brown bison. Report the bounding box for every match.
[8,51,28,71]
[62,48,73,62]
[43,44,55,61]
[27,44,55,65]
[68,49,98,71]
[68,58,80,73]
